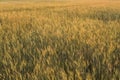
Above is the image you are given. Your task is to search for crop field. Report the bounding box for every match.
[0,1,120,80]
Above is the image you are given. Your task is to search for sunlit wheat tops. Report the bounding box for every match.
[0,1,120,80]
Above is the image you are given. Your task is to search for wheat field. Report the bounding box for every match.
[0,1,120,80]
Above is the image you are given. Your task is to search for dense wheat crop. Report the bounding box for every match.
[0,1,120,80]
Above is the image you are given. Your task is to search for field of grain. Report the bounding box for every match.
[0,1,120,80]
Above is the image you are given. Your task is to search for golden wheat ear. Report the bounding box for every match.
[0,19,2,26]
